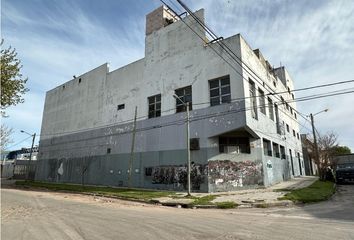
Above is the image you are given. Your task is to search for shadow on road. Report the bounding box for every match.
[301,184,354,222]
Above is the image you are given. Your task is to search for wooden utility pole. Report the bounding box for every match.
[128,106,138,188]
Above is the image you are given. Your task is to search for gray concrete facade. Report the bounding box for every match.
[36,6,304,192]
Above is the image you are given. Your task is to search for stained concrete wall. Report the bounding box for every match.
[37,7,304,192]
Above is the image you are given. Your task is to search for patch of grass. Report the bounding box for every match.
[279,180,335,203]
[15,181,175,201]
[273,188,291,192]
[191,195,217,205]
[216,201,238,209]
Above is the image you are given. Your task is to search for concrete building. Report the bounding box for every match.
[36,6,304,192]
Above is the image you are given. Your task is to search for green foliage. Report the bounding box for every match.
[279,180,335,203]
[332,145,351,155]
[15,181,175,201]
[191,195,217,205]
[216,201,238,209]
[1,40,29,111]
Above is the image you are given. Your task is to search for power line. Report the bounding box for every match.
[40,88,354,148]
[5,136,32,150]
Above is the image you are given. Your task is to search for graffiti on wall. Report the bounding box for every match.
[208,160,263,188]
[149,164,207,190]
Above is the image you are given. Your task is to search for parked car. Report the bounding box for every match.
[336,163,354,184]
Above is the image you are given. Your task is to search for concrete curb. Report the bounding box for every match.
[13,184,295,209]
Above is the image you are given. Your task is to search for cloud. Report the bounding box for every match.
[2,0,354,151]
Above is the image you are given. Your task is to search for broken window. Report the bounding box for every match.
[259,89,266,114]
[209,75,231,106]
[175,86,192,113]
[148,94,161,118]
[268,97,274,121]
[219,137,250,154]
[263,138,272,156]
[249,80,257,119]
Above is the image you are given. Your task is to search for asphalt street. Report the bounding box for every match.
[1,184,354,240]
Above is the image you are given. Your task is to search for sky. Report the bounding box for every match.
[2,0,354,151]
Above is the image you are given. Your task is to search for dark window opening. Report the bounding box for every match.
[280,145,286,159]
[148,94,161,118]
[209,75,231,106]
[175,86,192,113]
[273,142,280,158]
[107,148,111,154]
[297,133,300,140]
[249,80,257,119]
[268,97,274,121]
[117,104,125,110]
[78,78,82,83]
[62,85,65,89]
[259,89,266,114]
[286,124,290,132]
[293,129,296,137]
[219,137,250,154]
[263,138,272,156]
[294,112,297,119]
[145,167,152,176]
[190,138,200,150]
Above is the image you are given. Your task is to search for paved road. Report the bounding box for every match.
[1,184,354,240]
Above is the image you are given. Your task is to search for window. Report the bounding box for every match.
[286,124,290,132]
[273,81,276,88]
[209,76,231,106]
[175,86,192,112]
[263,138,272,156]
[219,137,250,154]
[297,133,300,140]
[190,138,200,150]
[268,97,274,121]
[273,142,280,158]
[148,94,161,118]
[293,129,296,137]
[249,80,257,119]
[285,103,289,110]
[107,148,111,154]
[258,89,266,114]
[78,78,82,83]
[280,145,286,159]
[294,112,297,119]
[290,107,293,115]
[145,167,152,176]
[117,104,125,110]
[292,93,295,100]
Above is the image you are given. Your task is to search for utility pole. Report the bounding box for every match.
[21,130,36,180]
[173,94,191,196]
[128,106,138,188]
[186,102,191,196]
[310,113,320,178]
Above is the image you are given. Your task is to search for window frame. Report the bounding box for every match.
[175,86,192,113]
[209,75,231,106]
[148,94,161,118]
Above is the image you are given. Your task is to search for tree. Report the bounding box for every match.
[332,145,351,155]
[1,39,29,114]
[0,124,14,151]
[305,132,338,180]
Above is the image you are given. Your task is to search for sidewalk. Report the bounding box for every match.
[154,176,318,208]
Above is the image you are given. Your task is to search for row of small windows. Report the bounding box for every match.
[116,75,232,118]
[285,123,300,140]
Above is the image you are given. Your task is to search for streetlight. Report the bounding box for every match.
[308,109,329,178]
[20,130,36,180]
[173,94,191,196]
